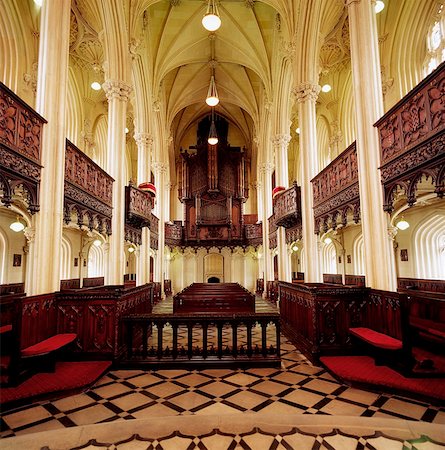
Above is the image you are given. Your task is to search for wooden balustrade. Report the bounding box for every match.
[121,312,281,369]
[0,82,46,214]
[125,184,152,228]
[64,140,113,234]
[125,223,142,245]
[244,222,263,247]
[165,221,182,247]
[397,277,445,293]
[268,215,277,249]
[150,213,159,250]
[375,61,445,211]
[273,182,301,228]
[311,142,360,233]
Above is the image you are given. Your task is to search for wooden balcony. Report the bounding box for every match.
[311,142,360,233]
[273,182,301,228]
[125,184,152,228]
[376,62,445,211]
[165,221,182,247]
[244,222,262,247]
[64,140,113,234]
[268,215,277,249]
[150,213,159,250]
[0,82,46,214]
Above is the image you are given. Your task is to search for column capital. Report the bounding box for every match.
[345,0,362,6]
[153,162,168,174]
[24,227,35,244]
[133,132,153,147]
[102,80,132,102]
[259,162,274,175]
[292,83,320,103]
[271,134,291,148]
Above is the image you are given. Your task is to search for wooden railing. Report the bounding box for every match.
[57,283,153,359]
[0,283,25,296]
[121,312,281,369]
[311,142,360,233]
[375,61,445,211]
[165,222,182,247]
[268,215,277,249]
[244,222,263,247]
[60,278,81,290]
[150,213,159,250]
[322,274,365,287]
[125,184,151,228]
[397,277,445,293]
[64,140,113,234]
[279,282,365,361]
[125,223,142,245]
[0,81,46,214]
[274,182,301,228]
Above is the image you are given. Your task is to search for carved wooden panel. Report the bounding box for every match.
[165,222,183,247]
[64,140,113,233]
[376,61,445,211]
[245,222,262,247]
[274,182,301,228]
[311,142,360,233]
[0,82,45,214]
[125,184,152,228]
[125,224,142,246]
[285,224,302,244]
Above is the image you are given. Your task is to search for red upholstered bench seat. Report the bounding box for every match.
[0,324,12,334]
[349,327,402,350]
[22,333,77,357]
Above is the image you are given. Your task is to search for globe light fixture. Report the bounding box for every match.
[91,82,101,91]
[292,245,299,252]
[396,217,410,230]
[295,127,300,134]
[34,0,43,6]
[202,0,221,32]
[208,117,218,145]
[128,246,135,253]
[321,84,332,93]
[324,237,333,245]
[205,75,219,106]
[375,1,385,13]
[93,239,102,247]
[10,217,25,233]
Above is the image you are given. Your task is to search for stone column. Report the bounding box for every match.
[153,162,167,284]
[29,0,71,295]
[272,134,292,282]
[259,162,274,287]
[347,0,396,290]
[293,83,322,282]
[103,80,132,285]
[135,132,153,286]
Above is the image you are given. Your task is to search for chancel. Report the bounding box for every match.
[0,0,445,449]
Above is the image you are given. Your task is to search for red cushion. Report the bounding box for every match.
[0,324,12,334]
[22,333,77,357]
[350,327,402,350]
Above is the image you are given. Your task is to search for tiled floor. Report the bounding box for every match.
[1,296,445,449]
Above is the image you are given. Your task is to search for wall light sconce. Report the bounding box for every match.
[375,1,385,13]
[10,217,25,232]
[324,237,332,245]
[292,245,299,252]
[93,239,102,247]
[396,217,410,230]
[202,0,221,31]
[128,246,135,253]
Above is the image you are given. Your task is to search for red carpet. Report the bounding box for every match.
[320,355,445,402]
[0,361,111,406]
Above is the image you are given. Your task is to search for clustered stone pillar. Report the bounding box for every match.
[103,80,132,285]
[29,0,71,295]
[259,162,274,286]
[272,134,292,282]
[153,161,168,284]
[347,0,396,290]
[135,132,153,286]
[293,83,322,283]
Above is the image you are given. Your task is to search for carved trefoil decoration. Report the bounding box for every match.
[375,61,445,212]
[0,81,46,214]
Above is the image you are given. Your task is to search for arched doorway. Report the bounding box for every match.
[204,253,224,283]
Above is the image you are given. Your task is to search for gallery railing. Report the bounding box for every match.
[0,81,46,214]
[274,182,301,228]
[121,312,281,369]
[375,61,445,211]
[311,142,360,233]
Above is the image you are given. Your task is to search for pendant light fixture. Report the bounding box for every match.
[206,75,219,106]
[10,216,25,232]
[208,109,218,145]
[202,0,221,32]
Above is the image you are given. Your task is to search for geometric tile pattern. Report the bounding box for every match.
[68,429,445,450]
[1,297,445,443]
